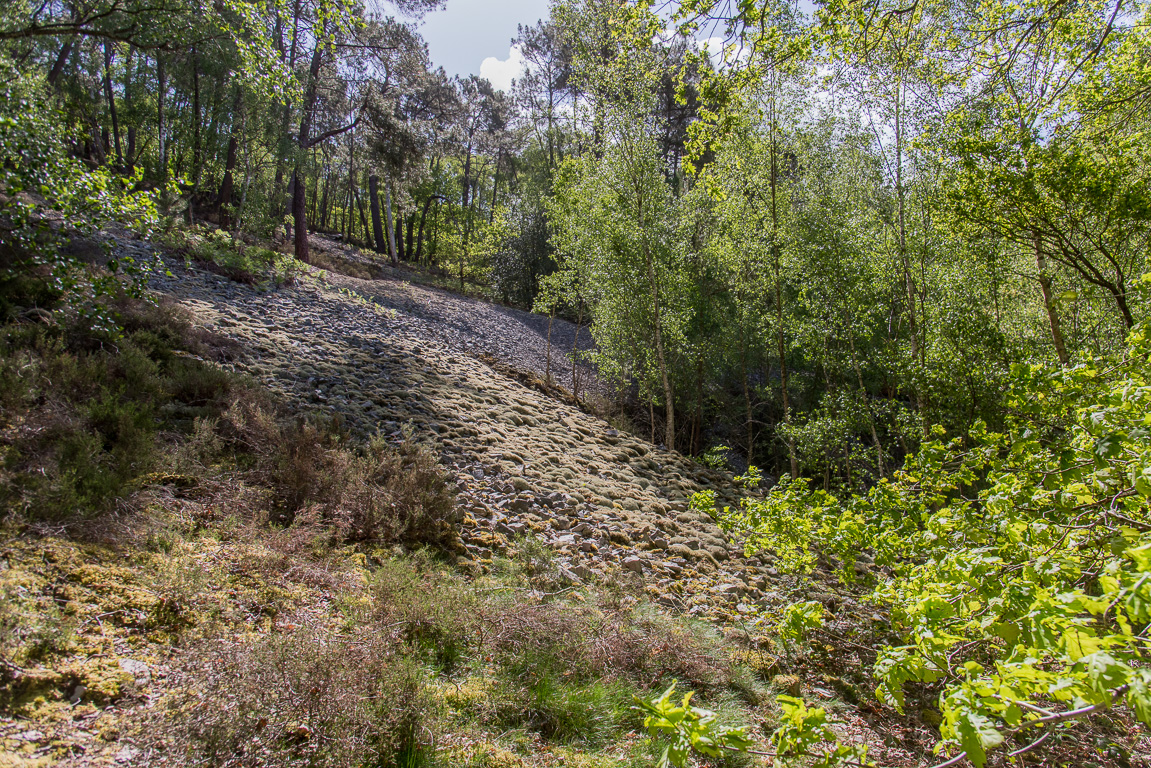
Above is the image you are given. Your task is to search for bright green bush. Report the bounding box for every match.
[658,296,1151,766]
[0,57,162,330]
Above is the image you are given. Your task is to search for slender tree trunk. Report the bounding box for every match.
[414,195,442,265]
[894,77,926,430]
[309,150,320,222]
[217,89,242,227]
[156,55,167,189]
[396,207,406,261]
[122,46,136,169]
[191,48,202,187]
[545,309,554,384]
[102,42,122,165]
[848,333,885,477]
[644,241,675,450]
[694,355,704,456]
[405,213,415,260]
[292,40,325,262]
[319,169,331,230]
[1035,233,1070,365]
[368,174,386,255]
[354,185,371,248]
[741,326,753,464]
[489,150,501,224]
[384,185,398,265]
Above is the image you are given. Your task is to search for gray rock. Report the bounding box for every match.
[571,564,595,580]
[622,556,644,574]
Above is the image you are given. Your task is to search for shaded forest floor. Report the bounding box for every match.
[2,228,1143,768]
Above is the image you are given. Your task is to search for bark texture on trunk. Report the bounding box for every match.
[292,41,326,262]
[102,41,122,165]
[48,39,73,86]
[217,90,242,227]
[1035,233,1070,365]
[384,185,398,265]
[368,174,386,255]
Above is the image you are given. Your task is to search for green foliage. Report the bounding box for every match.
[697,445,731,470]
[632,685,754,768]
[0,58,162,330]
[185,228,303,288]
[775,601,825,642]
[0,304,232,519]
[688,489,718,517]
[713,309,1151,765]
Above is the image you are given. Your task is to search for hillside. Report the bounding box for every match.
[4,223,1149,768]
[0,231,929,768]
[153,232,768,589]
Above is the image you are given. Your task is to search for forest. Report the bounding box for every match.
[3,0,1151,764]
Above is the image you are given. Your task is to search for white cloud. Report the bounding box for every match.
[480,45,525,92]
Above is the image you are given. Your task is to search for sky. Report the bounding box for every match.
[418,0,551,91]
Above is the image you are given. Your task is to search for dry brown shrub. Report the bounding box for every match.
[218,402,457,547]
[486,599,730,692]
[144,620,432,768]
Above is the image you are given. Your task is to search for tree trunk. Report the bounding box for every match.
[644,244,675,450]
[123,45,136,169]
[354,185,371,248]
[396,208,406,262]
[894,77,926,432]
[191,47,202,188]
[414,195,442,265]
[405,213,415,262]
[849,333,884,478]
[490,150,501,224]
[741,327,754,464]
[102,41,122,165]
[156,55,167,184]
[48,39,73,86]
[292,41,326,262]
[545,309,554,384]
[319,169,331,230]
[384,185,398,265]
[217,90,242,227]
[1035,233,1070,365]
[571,299,584,402]
[368,174,386,255]
[292,170,309,259]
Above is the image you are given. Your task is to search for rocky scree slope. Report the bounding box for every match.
[142,237,820,621]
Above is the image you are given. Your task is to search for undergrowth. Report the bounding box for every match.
[0,292,455,547]
[0,260,770,768]
[177,227,303,287]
